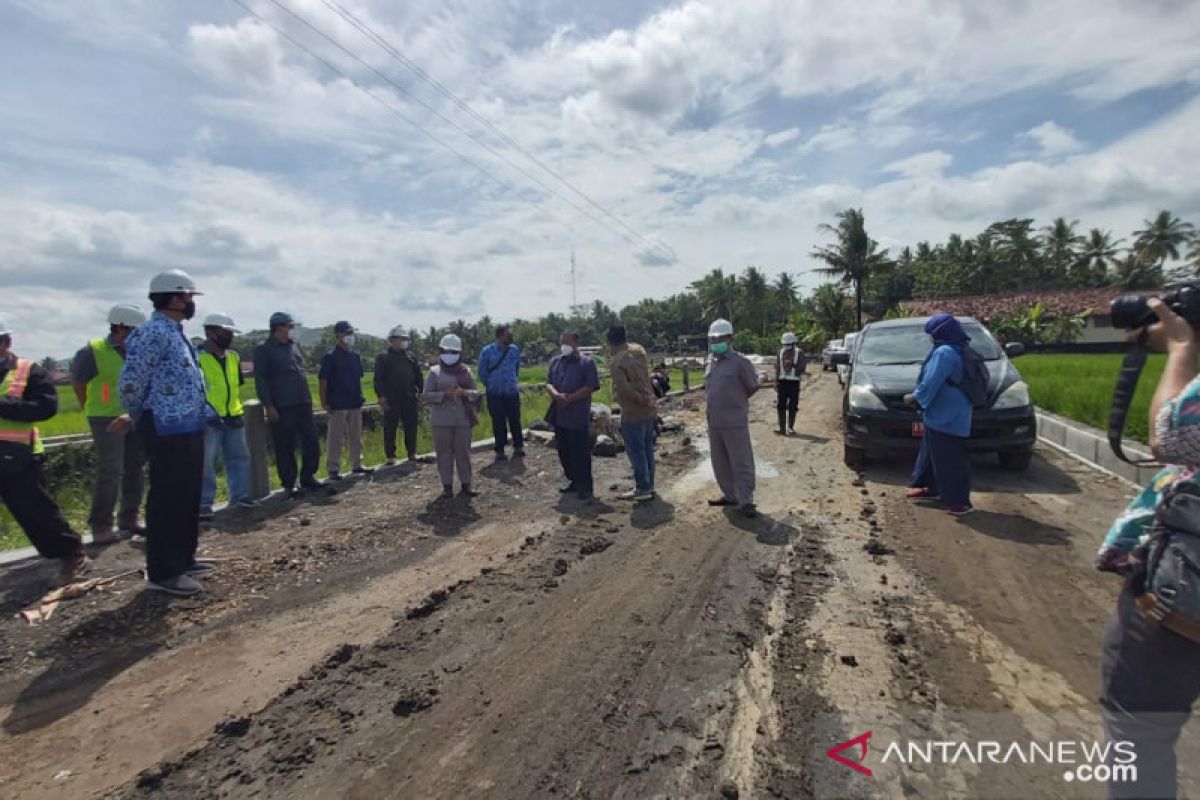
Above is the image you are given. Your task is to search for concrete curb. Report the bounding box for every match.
[1035,408,1159,489]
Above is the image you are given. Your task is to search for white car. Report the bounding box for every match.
[837,332,859,386]
[821,339,845,371]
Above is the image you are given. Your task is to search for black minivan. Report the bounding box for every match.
[832,317,1035,471]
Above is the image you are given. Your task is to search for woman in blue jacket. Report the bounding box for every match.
[904,313,974,516]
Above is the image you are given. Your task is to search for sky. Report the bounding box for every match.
[2,0,1200,358]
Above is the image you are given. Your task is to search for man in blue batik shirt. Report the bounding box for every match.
[119,269,214,598]
[478,324,525,462]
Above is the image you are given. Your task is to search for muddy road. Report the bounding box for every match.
[1,375,1196,799]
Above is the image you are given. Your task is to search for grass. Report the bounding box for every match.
[1014,353,1165,445]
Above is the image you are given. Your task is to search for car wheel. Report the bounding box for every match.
[843,445,867,469]
[998,449,1033,472]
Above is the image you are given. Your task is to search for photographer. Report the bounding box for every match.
[1098,296,1200,800]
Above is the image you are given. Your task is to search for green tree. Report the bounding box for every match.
[772,272,798,324]
[1040,217,1083,288]
[1112,254,1164,290]
[1074,228,1124,286]
[738,266,770,335]
[810,208,892,328]
[1133,210,1195,267]
[691,268,739,325]
[808,283,854,340]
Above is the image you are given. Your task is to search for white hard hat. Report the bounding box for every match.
[202,312,239,332]
[107,304,147,327]
[148,269,202,295]
[0,314,11,337]
[781,332,797,345]
[439,333,463,351]
[708,318,734,338]
[389,325,410,339]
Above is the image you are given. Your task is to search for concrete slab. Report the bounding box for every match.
[1063,425,1100,464]
[1038,415,1067,447]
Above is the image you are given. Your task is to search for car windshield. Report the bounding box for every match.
[856,323,1001,366]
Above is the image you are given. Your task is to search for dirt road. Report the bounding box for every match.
[1,376,1196,799]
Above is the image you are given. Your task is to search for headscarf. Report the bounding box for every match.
[919,312,969,380]
[439,359,478,426]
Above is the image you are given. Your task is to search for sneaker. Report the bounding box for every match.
[91,529,120,545]
[707,497,736,507]
[198,508,215,522]
[559,483,578,494]
[633,491,655,503]
[460,484,479,497]
[130,533,148,547]
[905,488,938,500]
[947,505,975,517]
[59,551,92,585]
[616,490,639,501]
[740,503,759,519]
[788,428,797,436]
[576,491,596,501]
[145,574,204,597]
[185,560,218,578]
[285,487,302,500]
[118,523,145,538]
[385,458,398,466]
[236,498,261,510]
[352,467,375,475]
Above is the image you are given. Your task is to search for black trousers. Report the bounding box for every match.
[1100,577,1200,799]
[0,456,81,559]
[139,415,204,583]
[776,380,800,428]
[555,427,593,494]
[271,404,320,489]
[487,393,523,454]
[382,402,419,460]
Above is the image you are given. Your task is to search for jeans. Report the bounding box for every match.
[139,413,203,582]
[621,419,656,493]
[271,404,320,489]
[555,427,593,495]
[908,426,971,507]
[88,419,146,533]
[487,393,523,454]
[1100,576,1200,799]
[201,422,251,511]
[383,401,419,460]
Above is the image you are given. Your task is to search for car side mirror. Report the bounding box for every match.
[1003,342,1026,358]
[831,352,851,365]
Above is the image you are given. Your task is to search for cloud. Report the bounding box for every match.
[1020,121,1084,157]
[763,128,801,148]
[396,288,485,316]
[884,151,953,179]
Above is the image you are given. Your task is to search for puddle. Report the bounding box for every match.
[669,427,780,497]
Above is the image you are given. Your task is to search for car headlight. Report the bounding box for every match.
[848,385,887,411]
[992,380,1031,410]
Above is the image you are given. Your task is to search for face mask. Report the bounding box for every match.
[561,344,575,357]
[212,332,234,349]
[441,353,460,365]
[711,342,730,356]
[397,340,409,350]
[343,334,356,347]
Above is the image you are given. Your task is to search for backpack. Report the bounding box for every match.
[1136,476,1200,644]
[950,347,990,410]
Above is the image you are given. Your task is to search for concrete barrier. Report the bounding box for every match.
[1036,407,1155,488]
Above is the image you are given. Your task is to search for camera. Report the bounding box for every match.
[1110,281,1200,329]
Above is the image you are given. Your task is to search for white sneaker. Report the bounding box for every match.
[129,533,148,547]
[145,574,204,597]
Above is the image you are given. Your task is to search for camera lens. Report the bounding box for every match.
[1110,295,1157,329]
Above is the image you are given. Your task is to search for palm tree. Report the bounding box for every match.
[1112,254,1164,290]
[988,218,1044,289]
[773,272,799,324]
[1133,210,1195,267]
[1187,237,1200,278]
[809,283,853,339]
[1041,217,1083,287]
[690,268,740,326]
[739,266,770,335]
[1073,228,1124,286]
[810,208,892,329]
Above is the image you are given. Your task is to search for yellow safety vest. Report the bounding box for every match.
[199,350,244,418]
[85,338,125,417]
[0,359,44,454]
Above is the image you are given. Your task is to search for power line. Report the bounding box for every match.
[258,0,656,255]
[318,0,678,265]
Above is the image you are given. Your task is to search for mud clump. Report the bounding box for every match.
[863,540,894,556]
[580,537,613,556]
[407,588,450,619]
[553,559,570,576]
[215,717,251,738]
[392,687,439,717]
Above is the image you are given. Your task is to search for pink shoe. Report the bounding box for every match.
[905,487,938,500]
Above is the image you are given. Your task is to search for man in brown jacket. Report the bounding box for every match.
[608,325,657,502]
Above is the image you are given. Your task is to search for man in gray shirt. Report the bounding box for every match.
[703,319,761,518]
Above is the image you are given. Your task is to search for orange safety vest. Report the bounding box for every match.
[0,359,44,454]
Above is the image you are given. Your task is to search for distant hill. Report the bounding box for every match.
[237,326,326,346]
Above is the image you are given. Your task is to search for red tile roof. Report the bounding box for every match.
[899,288,1142,319]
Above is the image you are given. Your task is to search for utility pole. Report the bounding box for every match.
[570,250,578,310]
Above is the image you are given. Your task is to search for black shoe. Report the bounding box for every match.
[461,484,479,497]
[300,479,327,493]
[740,503,759,518]
[513,449,526,458]
[441,484,454,499]
[576,491,595,501]
[198,508,215,523]
[352,467,375,475]
[708,497,737,507]
[285,487,302,500]
[494,452,508,462]
[560,483,578,494]
[327,472,343,482]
